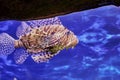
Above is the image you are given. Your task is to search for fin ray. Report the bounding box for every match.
[31,52,54,63]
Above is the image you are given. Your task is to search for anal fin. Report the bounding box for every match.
[14,48,29,64]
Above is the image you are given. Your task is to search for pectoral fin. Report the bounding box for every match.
[31,51,57,63]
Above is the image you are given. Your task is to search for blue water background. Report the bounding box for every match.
[0,5,120,80]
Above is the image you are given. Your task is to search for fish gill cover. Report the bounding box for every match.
[0,5,120,80]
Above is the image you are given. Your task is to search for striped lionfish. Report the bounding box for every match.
[0,17,78,64]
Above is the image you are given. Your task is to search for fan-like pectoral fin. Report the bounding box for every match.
[14,48,29,64]
[31,51,60,63]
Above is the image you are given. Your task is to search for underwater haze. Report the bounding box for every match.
[0,5,120,80]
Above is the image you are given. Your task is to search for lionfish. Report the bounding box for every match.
[0,17,78,64]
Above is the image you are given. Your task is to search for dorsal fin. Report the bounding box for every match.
[16,17,62,38]
[16,22,32,38]
[25,17,62,28]
[15,17,63,64]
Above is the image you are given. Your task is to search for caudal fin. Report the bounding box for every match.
[0,33,15,55]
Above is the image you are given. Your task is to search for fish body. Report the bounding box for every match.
[15,25,78,53]
[0,18,78,64]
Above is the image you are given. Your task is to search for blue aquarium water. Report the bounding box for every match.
[0,5,120,80]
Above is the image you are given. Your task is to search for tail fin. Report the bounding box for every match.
[0,33,15,56]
